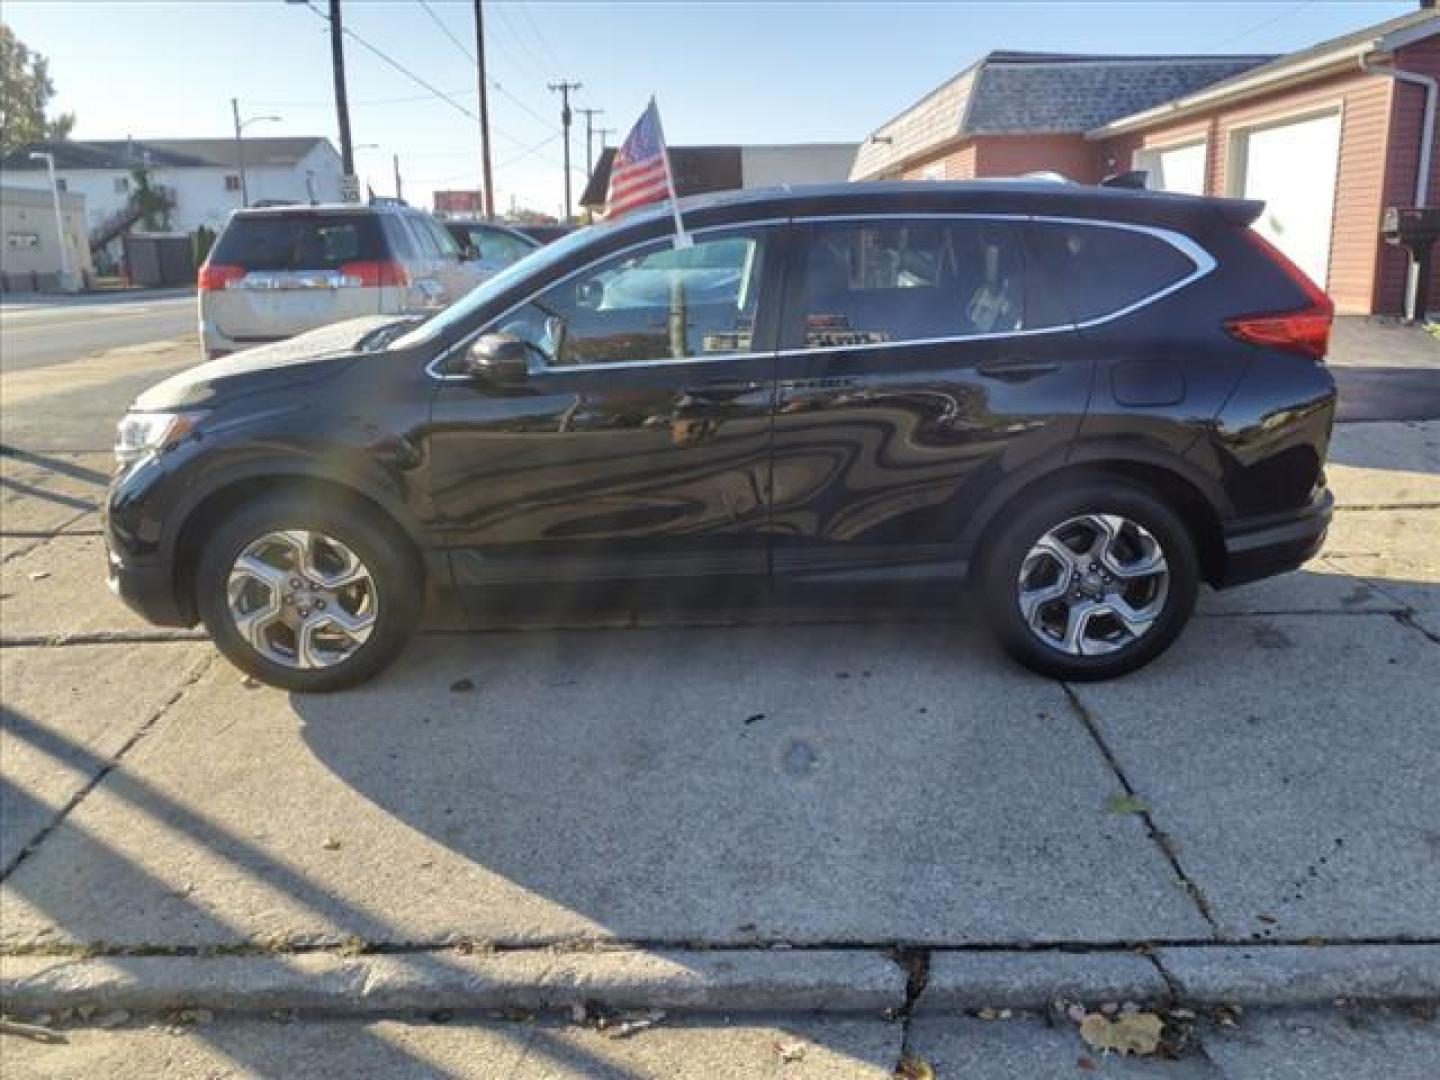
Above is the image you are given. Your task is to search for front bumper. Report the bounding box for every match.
[104,456,195,627]
[1218,486,1333,589]
[106,546,192,626]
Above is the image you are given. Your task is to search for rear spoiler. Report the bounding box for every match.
[1213,196,1265,227]
[1099,171,1264,225]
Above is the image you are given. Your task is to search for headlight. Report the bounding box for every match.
[114,411,204,466]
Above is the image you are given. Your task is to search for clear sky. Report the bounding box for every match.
[4,0,1418,218]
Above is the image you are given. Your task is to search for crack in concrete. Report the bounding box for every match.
[1332,502,1440,512]
[892,947,930,1067]
[8,935,1439,961]
[1392,610,1440,646]
[0,508,96,565]
[1061,684,1220,936]
[0,652,215,882]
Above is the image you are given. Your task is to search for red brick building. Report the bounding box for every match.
[852,8,1439,315]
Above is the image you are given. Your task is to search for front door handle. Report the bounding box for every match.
[683,381,763,403]
[977,356,1061,382]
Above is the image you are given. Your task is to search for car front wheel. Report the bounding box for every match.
[194,493,421,691]
[979,479,1199,681]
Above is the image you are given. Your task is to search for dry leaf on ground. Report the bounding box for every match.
[895,1053,936,1079]
[1079,1011,1164,1056]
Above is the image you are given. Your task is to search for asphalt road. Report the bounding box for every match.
[0,291,196,373]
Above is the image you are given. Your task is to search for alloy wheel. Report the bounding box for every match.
[1016,513,1169,657]
[226,530,378,670]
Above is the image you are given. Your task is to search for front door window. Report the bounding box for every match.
[493,229,769,367]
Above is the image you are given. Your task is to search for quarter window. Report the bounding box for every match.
[493,230,768,366]
[1028,222,1197,323]
[799,220,1027,347]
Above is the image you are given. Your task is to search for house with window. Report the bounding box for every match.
[852,5,1440,315]
[0,137,343,264]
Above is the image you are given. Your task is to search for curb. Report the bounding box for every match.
[4,945,1438,1016]
[914,951,1168,1012]
[1158,944,1440,1006]
[0,948,907,1015]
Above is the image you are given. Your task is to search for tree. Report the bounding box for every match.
[1,24,75,154]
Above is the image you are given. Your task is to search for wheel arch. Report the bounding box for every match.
[961,446,1230,587]
[168,466,426,624]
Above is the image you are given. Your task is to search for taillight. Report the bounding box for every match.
[339,259,409,287]
[1224,230,1334,360]
[197,263,244,290]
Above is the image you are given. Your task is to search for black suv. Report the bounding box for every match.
[107,182,1336,690]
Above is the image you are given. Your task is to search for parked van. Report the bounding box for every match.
[198,203,491,359]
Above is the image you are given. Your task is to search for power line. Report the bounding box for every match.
[492,1,556,83]
[410,0,563,138]
[1209,0,1315,50]
[515,1,566,76]
[416,0,474,64]
[303,1,478,122]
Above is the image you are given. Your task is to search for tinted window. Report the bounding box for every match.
[493,229,768,366]
[406,214,441,258]
[424,217,462,257]
[463,226,536,265]
[800,220,1026,346]
[212,214,384,270]
[379,215,415,259]
[1029,222,1196,322]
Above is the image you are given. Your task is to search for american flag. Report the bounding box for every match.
[606,100,674,218]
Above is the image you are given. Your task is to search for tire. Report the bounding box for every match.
[194,492,422,692]
[977,477,1199,681]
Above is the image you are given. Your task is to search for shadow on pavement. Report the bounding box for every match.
[1331,366,1440,424]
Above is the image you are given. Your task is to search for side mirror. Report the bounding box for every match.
[464,332,534,383]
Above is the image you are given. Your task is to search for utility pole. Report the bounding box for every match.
[473,0,495,219]
[596,127,616,151]
[393,154,403,201]
[329,0,356,198]
[231,99,281,208]
[548,80,582,221]
[577,107,604,179]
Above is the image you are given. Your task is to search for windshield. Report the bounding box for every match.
[391,223,604,349]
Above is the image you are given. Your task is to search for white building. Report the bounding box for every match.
[1,185,94,292]
[0,137,344,259]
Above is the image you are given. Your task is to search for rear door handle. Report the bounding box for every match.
[976,356,1061,382]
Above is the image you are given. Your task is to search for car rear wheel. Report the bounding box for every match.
[978,479,1198,680]
[195,493,421,691]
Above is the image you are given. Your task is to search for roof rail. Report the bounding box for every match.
[1101,170,1149,189]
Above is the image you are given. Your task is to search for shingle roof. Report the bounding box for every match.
[0,137,333,172]
[852,52,1272,179]
[1089,8,1440,136]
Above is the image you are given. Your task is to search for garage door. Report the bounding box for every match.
[1234,111,1342,289]
[1136,141,1207,195]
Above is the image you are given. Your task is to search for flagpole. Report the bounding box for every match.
[651,97,692,249]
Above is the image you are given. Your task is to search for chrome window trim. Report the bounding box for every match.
[426,212,1215,381]
[425,219,786,381]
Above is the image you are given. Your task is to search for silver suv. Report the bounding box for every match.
[198,202,491,359]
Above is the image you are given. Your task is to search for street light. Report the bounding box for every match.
[231,99,282,207]
[28,151,74,291]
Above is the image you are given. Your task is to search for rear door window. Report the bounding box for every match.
[1027,222,1198,323]
[797,220,1032,347]
[212,214,383,271]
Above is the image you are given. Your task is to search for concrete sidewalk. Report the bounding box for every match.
[4,1006,1438,1079]
[1,424,1437,1044]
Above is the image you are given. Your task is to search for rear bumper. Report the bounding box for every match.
[1218,486,1333,589]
